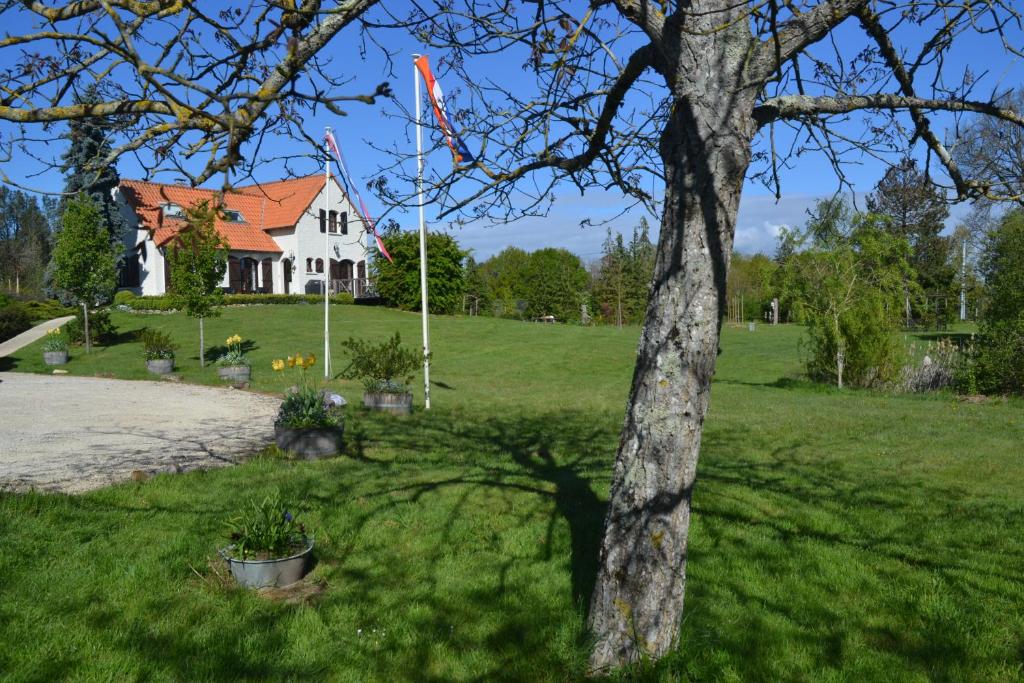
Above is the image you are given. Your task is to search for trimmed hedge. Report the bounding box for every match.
[119,292,355,312]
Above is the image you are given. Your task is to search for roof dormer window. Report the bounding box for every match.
[222,209,245,223]
[162,203,185,219]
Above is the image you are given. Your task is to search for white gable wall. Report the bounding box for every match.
[291,177,370,294]
[112,187,166,296]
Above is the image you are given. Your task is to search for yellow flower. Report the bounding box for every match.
[306,353,316,367]
[226,337,233,346]
[287,356,295,368]
[295,353,305,368]
[271,359,284,372]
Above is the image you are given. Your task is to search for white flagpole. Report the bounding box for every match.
[324,127,331,379]
[413,54,431,410]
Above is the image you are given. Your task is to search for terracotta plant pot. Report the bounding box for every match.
[363,391,413,415]
[274,423,344,459]
[146,358,174,375]
[218,365,251,383]
[43,350,68,365]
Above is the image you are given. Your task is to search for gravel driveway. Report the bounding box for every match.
[0,373,280,494]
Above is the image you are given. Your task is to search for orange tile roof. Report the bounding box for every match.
[119,176,343,253]
[234,175,327,230]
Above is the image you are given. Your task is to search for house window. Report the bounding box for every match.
[222,209,245,222]
[319,209,326,233]
[306,257,314,272]
[315,258,324,274]
[162,203,185,219]
[329,210,338,233]
[340,211,348,235]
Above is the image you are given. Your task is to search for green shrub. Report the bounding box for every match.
[125,296,177,311]
[65,308,115,345]
[139,328,177,360]
[21,299,76,321]
[224,492,308,560]
[339,332,422,394]
[0,304,32,342]
[113,290,137,305]
[967,317,1024,395]
[968,210,1024,395]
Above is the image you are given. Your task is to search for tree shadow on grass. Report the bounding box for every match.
[5,405,1024,680]
[339,407,614,611]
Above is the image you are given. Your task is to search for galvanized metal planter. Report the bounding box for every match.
[43,351,68,365]
[218,365,251,383]
[363,391,413,415]
[221,537,314,589]
[274,423,344,459]
[146,358,174,375]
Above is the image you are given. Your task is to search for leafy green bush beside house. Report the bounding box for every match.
[372,226,466,315]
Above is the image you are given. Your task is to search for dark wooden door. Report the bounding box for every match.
[228,257,241,292]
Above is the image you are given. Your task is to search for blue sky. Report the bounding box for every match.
[0,3,1019,261]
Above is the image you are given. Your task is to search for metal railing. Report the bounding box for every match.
[329,277,377,298]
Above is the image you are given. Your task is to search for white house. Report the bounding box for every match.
[114,174,375,297]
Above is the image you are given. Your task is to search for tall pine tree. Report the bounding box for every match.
[59,85,125,246]
[867,158,955,302]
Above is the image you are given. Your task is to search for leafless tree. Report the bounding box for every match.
[1,0,1023,672]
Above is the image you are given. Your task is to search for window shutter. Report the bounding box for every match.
[341,211,348,235]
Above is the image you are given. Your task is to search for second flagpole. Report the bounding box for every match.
[413,54,431,411]
[323,127,331,379]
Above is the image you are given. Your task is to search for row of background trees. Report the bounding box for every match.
[373,157,972,332]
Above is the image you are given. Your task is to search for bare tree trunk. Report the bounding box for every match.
[588,83,755,668]
[199,317,205,368]
[83,303,91,354]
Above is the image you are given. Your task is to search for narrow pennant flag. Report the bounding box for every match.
[414,55,475,164]
[324,129,393,263]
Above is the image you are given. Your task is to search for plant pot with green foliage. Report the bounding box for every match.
[271,353,344,459]
[41,328,69,365]
[216,333,251,383]
[140,328,177,375]
[340,332,421,415]
[220,493,313,589]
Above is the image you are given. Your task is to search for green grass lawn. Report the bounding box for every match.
[2,308,1022,681]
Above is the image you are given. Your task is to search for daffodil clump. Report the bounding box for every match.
[272,352,340,430]
[41,327,68,353]
[217,333,249,367]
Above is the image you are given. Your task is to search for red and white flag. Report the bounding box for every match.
[414,55,476,164]
[324,130,393,263]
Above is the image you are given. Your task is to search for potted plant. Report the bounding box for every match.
[140,328,177,374]
[217,333,251,384]
[41,328,69,365]
[272,352,344,459]
[220,492,314,589]
[339,332,421,415]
